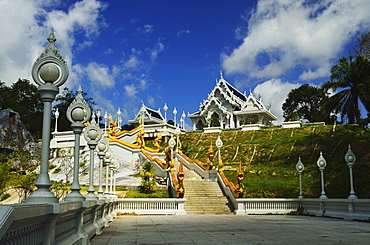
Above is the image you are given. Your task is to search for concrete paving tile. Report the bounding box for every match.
[91,215,370,245]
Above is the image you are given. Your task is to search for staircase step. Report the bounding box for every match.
[183,179,233,215]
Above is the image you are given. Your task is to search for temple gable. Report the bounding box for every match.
[189,73,277,131]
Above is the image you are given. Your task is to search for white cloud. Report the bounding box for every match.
[253,78,300,124]
[124,56,139,68]
[176,30,190,38]
[136,24,154,37]
[222,0,370,80]
[0,0,106,88]
[124,84,138,97]
[147,95,155,107]
[151,41,165,61]
[85,62,115,88]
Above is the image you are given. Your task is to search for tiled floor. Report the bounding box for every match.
[91,214,370,244]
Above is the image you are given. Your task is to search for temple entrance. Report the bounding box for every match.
[210,112,220,127]
[196,120,204,130]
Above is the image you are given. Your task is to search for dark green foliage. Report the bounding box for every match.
[180,125,370,198]
[139,161,157,194]
[282,84,331,123]
[0,163,11,196]
[0,79,43,138]
[10,172,38,203]
[323,55,370,124]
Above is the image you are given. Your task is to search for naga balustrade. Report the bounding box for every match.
[177,153,218,181]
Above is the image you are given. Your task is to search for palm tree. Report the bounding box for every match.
[139,161,157,194]
[322,55,370,124]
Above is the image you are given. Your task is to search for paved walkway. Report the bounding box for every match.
[91,215,370,245]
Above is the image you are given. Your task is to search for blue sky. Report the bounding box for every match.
[1,0,370,128]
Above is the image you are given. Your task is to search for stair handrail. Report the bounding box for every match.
[140,150,184,198]
[176,152,218,181]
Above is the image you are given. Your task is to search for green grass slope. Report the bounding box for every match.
[180,124,370,198]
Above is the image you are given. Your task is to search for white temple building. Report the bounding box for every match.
[128,102,183,137]
[189,72,277,131]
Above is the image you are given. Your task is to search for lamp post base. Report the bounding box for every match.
[64,191,85,202]
[85,192,99,201]
[26,188,59,203]
[319,194,328,200]
[348,194,358,200]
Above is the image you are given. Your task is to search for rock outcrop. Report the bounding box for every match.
[0,109,37,151]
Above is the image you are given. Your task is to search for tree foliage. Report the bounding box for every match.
[139,161,157,194]
[0,163,11,197]
[282,84,330,123]
[353,31,370,60]
[0,79,43,138]
[10,172,38,203]
[322,55,370,124]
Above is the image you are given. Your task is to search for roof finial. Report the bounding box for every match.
[220,70,223,79]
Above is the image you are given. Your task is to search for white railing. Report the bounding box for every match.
[301,198,370,220]
[0,199,117,245]
[235,198,300,214]
[217,171,370,220]
[116,198,186,215]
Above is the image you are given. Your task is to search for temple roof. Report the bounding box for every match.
[128,103,165,124]
[189,73,246,118]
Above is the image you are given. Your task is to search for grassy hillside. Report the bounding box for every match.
[179,124,370,198]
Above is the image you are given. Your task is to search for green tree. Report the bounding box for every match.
[139,161,157,194]
[10,150,33,173]
[0,79,43,138]
[53,87,96,131]
[10,172,38,203]
[354,31,370,60]
[322,55,370,124]
[0,163,11,197]
[282,84,330,123]
[0,81,11,110]
[50,180,70,200]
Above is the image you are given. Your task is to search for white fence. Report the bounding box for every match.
[116,198,186,215]
[0,199,116,245]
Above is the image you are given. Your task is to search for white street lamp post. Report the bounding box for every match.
[97,139,108,200]
[96,109,101,126]
[117,108,121,129]
[168,135,176,171]
[64,85,91,202]
[163,103,168,122]
[110,159,114,195]
[27,31,68,204]
[54,108,59,132]
[216,136,223,170]
[296,157,304,199]
[317,152,328,200]
[104,111,108,134]
[345,144,358,199]
[181,111,186,129]
[104,151,111,194]
[173,107,177,126]
[84,113,102,201]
